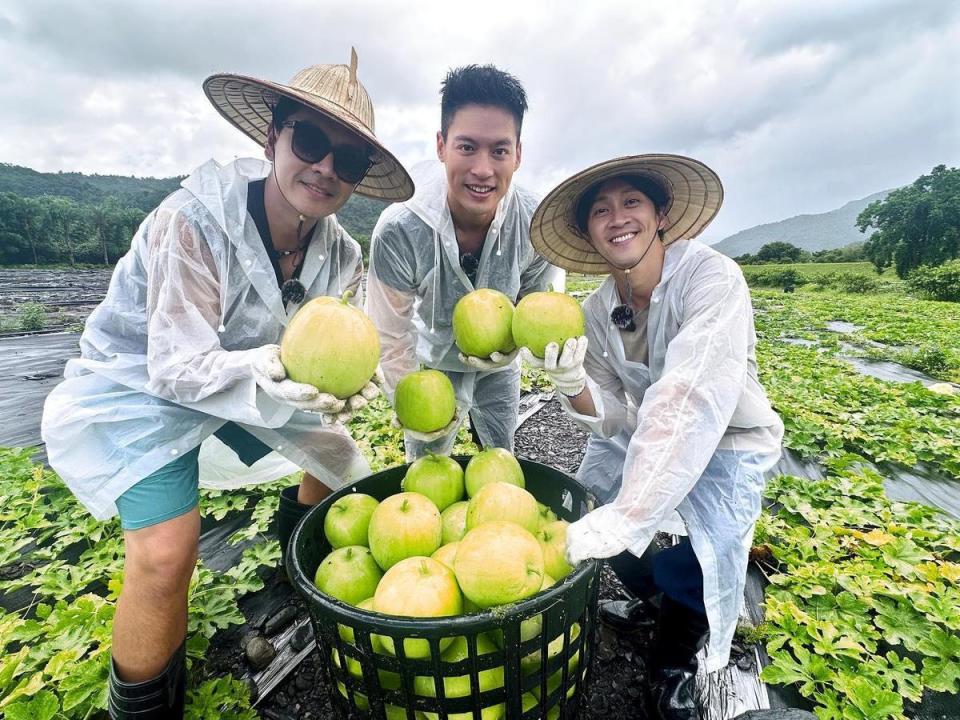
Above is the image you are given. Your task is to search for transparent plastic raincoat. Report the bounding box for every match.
[365,161,564,457]
[560,239,784,672]
[41,158,371,521]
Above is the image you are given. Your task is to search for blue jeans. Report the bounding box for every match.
[607,539,706,616]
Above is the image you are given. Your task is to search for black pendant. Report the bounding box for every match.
[610,304,637,331]
[460,252,479,277]
[281,279,306,305]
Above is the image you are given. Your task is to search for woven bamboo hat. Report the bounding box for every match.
[530,154,723,274]
[203,48,413,202]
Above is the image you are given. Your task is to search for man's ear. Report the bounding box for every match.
[436,130,445,162]
[264,124,278,161]
[657,212,668,237]
[515,140,522,170]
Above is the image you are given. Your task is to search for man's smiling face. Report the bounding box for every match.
[585,178,665,269]
[437,103,521,228]
[267,107,363,218]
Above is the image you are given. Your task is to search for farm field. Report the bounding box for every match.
[739,262,897,279]
[0,272,958,719]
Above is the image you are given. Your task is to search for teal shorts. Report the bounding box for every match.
[116,423,273,531]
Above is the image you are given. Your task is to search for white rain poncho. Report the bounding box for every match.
[559,239,784,672]
[41,158,371,521]
[365,161,564,456]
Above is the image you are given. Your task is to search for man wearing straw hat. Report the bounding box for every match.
[41,50,413,719]
[524,155,784,718]
[364,64,564,459]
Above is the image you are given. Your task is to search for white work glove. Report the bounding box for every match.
[252,344,381,423]
[520,336,588,397]
[326,366,384,425]
[564,507,631,566]
[393,408,462,443]
[457,348,520,371]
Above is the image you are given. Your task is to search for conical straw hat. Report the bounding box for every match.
[204,48,413,202]
[530,154,723,274]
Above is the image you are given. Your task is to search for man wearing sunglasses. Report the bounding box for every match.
[366,64,564,459]
[41,52,413,719]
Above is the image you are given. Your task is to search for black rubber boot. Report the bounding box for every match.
[278,485,311,562]
[599,596,658,633]
[108,640,186,719]
[648,597,710,720]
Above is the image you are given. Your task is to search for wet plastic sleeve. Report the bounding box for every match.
[365,225,419,400]
[558,336,634,438]
[143,209,276,425]
[344,253,364,307]
[567,259,752,560]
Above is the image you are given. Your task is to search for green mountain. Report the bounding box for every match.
[712,190,889,257]
[0,163,183,211]
[0,162,389,243]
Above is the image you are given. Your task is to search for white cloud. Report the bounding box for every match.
[1,0,957,240]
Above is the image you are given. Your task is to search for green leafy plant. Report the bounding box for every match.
[3,279,959,717]
[0,447,288,717]
[907,260,960,302]
[17,302,47,331]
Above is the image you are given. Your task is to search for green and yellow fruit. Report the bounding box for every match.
[280,293,380,398]
[453,289,516,358]
[395,369,457,433]
[511,291,585,358]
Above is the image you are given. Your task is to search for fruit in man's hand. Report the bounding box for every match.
[281,293,380,398]
[453,289,516,358]
[394,369,457,433]
[512,290,585,358]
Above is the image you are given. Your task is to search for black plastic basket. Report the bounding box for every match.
[288,456,601,720]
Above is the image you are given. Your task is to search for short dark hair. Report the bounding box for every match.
[271,96,303,131]
[440,64,528,139]
[575,174,671,234]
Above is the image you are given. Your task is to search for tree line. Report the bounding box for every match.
[858,164,959,278]
[0,163,386,266]
[735,241,867,265]
[0,193,148,265]
[737,165,959,279]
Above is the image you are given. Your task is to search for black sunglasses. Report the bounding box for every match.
[281,121,374,184]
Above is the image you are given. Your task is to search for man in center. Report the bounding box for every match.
[366,64,563,458]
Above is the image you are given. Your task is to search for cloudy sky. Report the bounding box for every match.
[1,0,957,241]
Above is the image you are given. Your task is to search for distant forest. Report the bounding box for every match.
[0,163,388,265]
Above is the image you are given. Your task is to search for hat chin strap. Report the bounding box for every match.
[607,225,662,332]
[272,164,311,224]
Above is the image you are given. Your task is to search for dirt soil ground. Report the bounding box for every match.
[0,268,111,334]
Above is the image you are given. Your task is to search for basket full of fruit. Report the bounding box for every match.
[287,452,601,719]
